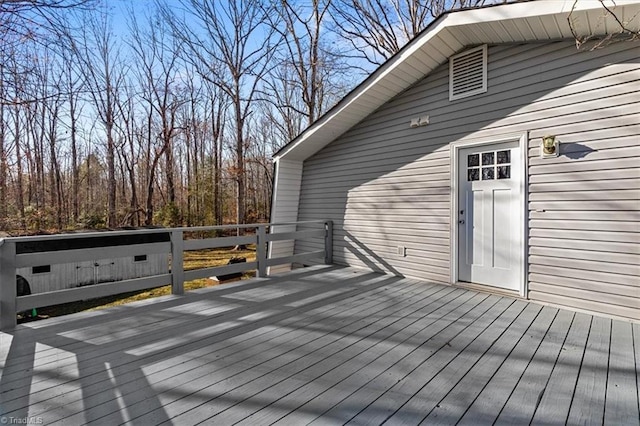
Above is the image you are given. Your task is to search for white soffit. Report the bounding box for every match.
[274,0,640,162]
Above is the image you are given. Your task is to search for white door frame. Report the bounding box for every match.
[450,132,529,297]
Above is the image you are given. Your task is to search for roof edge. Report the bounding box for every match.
[273,0,639,162]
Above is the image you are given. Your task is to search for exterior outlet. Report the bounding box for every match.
[397,246,407,257]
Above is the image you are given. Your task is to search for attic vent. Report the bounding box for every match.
[449,45,487,101]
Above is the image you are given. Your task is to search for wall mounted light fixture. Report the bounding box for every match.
[541,135,559,158]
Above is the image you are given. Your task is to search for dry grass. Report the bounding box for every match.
[22,246,257,321]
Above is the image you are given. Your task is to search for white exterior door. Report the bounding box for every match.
[457,142,522,291]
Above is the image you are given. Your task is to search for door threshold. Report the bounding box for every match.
[454,281,522,299]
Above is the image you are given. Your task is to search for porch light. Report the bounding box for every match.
[541,135,559,158]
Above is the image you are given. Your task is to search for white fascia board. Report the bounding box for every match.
[274,0,640,163]
[444,0,632,26]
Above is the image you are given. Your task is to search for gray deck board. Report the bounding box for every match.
[273,295,503,426]
[339,299,526,426]
[390,302,542,425]
[87,278,440,425]
[530,312,591,425]
[226,293,492,426]
[455,306,558,426]
[2,269,384,393]
[493,309,575,425]
[49,272,421,424]
[1,265,638,426]
[566,316,610,425]
[605,320,640,426]
[5,268,399,419]
[137,286,465,425]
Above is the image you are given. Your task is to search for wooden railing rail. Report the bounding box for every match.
[0,220,332,330]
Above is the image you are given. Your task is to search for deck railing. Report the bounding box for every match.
[0,220,332,330]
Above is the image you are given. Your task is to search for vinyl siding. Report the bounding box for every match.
[295,41,639,320]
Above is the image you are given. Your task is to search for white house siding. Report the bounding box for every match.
[295,41,639,320]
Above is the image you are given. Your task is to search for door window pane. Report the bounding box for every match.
[468,154,479,167]
[497,150,510,164]
[482,167,494,180]
[497,165,511,179]
[468,168,480,181]
[482,152,494,166]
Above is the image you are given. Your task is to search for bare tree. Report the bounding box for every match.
[162,0,278,229]
[330,0,499,66]
[272,0,332,126]
[60,46,84,225]
[77,8,126,228]
[205,81,228,226]
[179,69,227,226]
[0,0,95,106]
[39,53,66,228]
[128,9,184,226]
[5,51,28,228]
[263,2,351,148]
[0,62,6,227]
[114,80,142,227]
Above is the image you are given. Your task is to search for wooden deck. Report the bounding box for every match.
[1,265,638,425]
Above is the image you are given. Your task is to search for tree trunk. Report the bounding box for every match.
[106,111,117,228]
[69,96,79,225]
[0,70,5,229]
[14,105,25,229]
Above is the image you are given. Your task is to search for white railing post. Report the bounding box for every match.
[324,221,333,265]
[171,230,184,295]
[256,225,267,278]
[0,240,17,330]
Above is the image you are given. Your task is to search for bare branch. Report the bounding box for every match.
[568,0,640,50]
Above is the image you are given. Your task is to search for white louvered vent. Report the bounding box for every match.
[449,45,487,101]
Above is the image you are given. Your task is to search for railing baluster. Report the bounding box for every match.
[324,221,333,265]
[171,230,184,295]
[257,225,267,278]
[0,240,17,330]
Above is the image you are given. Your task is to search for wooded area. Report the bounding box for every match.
[0,0,496,232]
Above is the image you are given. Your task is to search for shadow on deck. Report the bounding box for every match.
[1,265,638,425]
